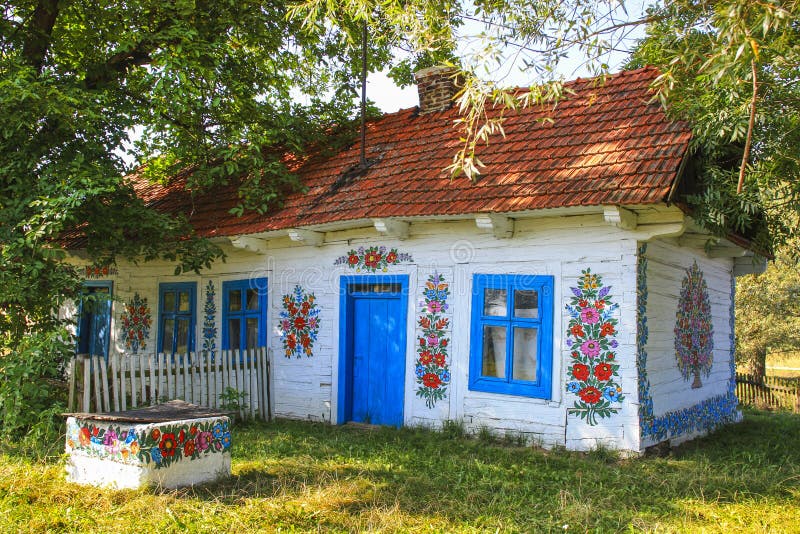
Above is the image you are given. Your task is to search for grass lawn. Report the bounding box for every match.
[1,410,798,533]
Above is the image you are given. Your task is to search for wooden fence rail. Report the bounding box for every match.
[67,348,271,421]
[735,373,800,412]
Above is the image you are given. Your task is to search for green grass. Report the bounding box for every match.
[2,410,799,533]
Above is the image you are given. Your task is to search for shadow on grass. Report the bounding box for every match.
[158,410,800,530]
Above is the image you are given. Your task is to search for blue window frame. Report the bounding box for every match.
[158,282,197,356]
[469,274,554,398]
[221,278,267,352]
[76,281,113,360]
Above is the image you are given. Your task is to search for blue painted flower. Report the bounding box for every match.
[212,423,223,439]
[151,446,163,464]
[567,381,580,393]
[603,386,622,402]
[439,370,451,383]
[125,429,137,444]
[221,432,232,449]
[415,365,426,378]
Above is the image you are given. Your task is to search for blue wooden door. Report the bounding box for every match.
[347,284,406,426]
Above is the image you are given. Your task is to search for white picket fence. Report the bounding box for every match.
[67,348,271,421]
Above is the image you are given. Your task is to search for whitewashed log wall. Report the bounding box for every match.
[66,210,739,452]
[640,238,735,445]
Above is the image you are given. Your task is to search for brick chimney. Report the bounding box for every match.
[414,66,461,114]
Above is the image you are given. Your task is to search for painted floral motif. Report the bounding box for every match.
[334,245,413,272]
[137,419,231,469]
[279,285,320,358]
[415,273,451,408]
[66,419,142,465]
[565,269,624,425]
[202,280,217,353]
[674,261,714,388]
[637,245,739,443]
[120,293,151,353]
[84,264,118,279]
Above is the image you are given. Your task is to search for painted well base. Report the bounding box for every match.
[66,450,231,489]
[65,415,232,490]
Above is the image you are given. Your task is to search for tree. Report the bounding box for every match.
[735,253,800,380]
[0,0,453,437]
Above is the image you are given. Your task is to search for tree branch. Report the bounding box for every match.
[21,0,59,74]
[83,19,176,89]
[738,59,758,195]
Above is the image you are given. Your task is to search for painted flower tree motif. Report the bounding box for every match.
[415,273,451,408]
[120,293,151,353]
[202,280,217,353]
[674,261,714,388]
[279,285,321,358]
[334,245,413,272]
[565,269,624,425]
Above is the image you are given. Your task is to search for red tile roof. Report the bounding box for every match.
[132,66,692,239]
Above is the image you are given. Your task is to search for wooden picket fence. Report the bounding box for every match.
[67,348,271,421]
[735,373,800,412]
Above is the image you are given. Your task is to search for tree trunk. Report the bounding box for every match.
[749,346,767,383]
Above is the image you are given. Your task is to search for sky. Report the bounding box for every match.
[368,0,651,113]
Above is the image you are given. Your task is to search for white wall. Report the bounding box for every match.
[639,238,737,448]
[68,213,674,451]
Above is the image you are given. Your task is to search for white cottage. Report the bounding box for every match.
[67,66,765,454]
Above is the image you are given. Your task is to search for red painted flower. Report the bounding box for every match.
[572,363,590,381]
[440,339,448,347]
[600,323,615,337]
[301,302,310,315]
[595,300,605,310]
[578,386,602,404]
[159,433,178,457]
[79,427,91,446]
[594,363,613,381]
[419,350,433,365]
[364,252,382,268]
[386,251,398,264]
[348,254,359,265]
[571,351,580,359]
[183,439,196,457]
[294,316,306,330]
[419,317,431,328]
[433,353,446,367]
[579,299,589,308]
[151,428,160,441]
[422,373,442,389]
[286,334,297,349]
[570,324,585,337]
[300,335,311,348]
[607,353,615,360]
[178,429,185,444]
[190,426,198,436]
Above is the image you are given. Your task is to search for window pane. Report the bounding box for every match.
[163,292,175,312]
[228,318,241,350]
[512,327,538,381]
[483,288,507,316]
[514,289,539,318]
[229,290,242,312]
[246,318,259,349]
[482,325,507,378]
[246,289,259,310]
[178,291,190,312]
[161,319,175,353]
[176,318,189,355]
[349,283,402,294]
